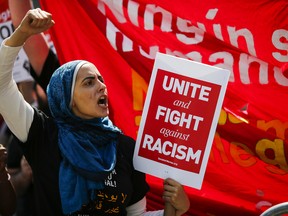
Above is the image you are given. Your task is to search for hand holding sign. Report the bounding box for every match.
[163,178,190,216]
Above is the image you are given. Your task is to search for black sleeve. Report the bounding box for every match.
[29,49,60,91]
[6,136,24,169]
[21,108,60,170]
[118,134,150,206]
[129,163,150,205]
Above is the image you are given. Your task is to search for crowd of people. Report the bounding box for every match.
[0,0,190,215]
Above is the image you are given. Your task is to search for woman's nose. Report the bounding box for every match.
[98,81,106,92]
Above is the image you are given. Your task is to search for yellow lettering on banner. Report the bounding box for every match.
[210,133,288,174]
[132,69,148,127]
[230,142,257,167]
[256,139,288,172]
[257,120,288,140]
[228,113,247,124]
[210,132,229,163]
[211,132,258,167]
[266,164,287,175]
[218,109,247,125]
[218,109,227,126]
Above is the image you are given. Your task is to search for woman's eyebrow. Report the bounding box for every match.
[81,75,95,83]
[98,75,104,82]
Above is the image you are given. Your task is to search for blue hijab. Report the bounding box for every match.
[46,60,121,214]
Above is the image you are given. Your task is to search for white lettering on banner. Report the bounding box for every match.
[206,51,234,81]
[155,105,204,130]
[274,66,288,86]
[142,134,202,164]
[239,53,269,84]
[98,0,126,23]
[272,29,288,62]
[144,4,172,32]
[127,1,140,26]
[98,0,288,86]
[139,45,158,60]
[106,19,133,52]
[176,18,205,45]
[162,75,211,101]
[228,27,257,57]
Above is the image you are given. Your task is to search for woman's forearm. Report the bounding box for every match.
[0,41,34,142]
[5,27,30,47]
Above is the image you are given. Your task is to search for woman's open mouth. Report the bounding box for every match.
[98,95,108,107]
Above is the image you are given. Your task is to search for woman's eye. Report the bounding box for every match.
[84,80,93,86]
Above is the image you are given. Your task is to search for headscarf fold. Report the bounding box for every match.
[47,60,121,215]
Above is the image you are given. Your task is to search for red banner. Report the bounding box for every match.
[39,0,288,215]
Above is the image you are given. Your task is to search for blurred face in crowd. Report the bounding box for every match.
[71,63,109,119]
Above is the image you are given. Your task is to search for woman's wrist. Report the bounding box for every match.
[5,27,29,47]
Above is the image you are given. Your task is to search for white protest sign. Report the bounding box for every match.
[133,52,230,189]
[0,20,33,83]
[13,48,33,83]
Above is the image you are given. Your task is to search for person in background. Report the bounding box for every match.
[2,1,51,215]
[7,139,34,216]
[0,2,37,215]
[0,144,16,216]
[8,0,59,90]
[0,0,36,148]
[0,8,190,216]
